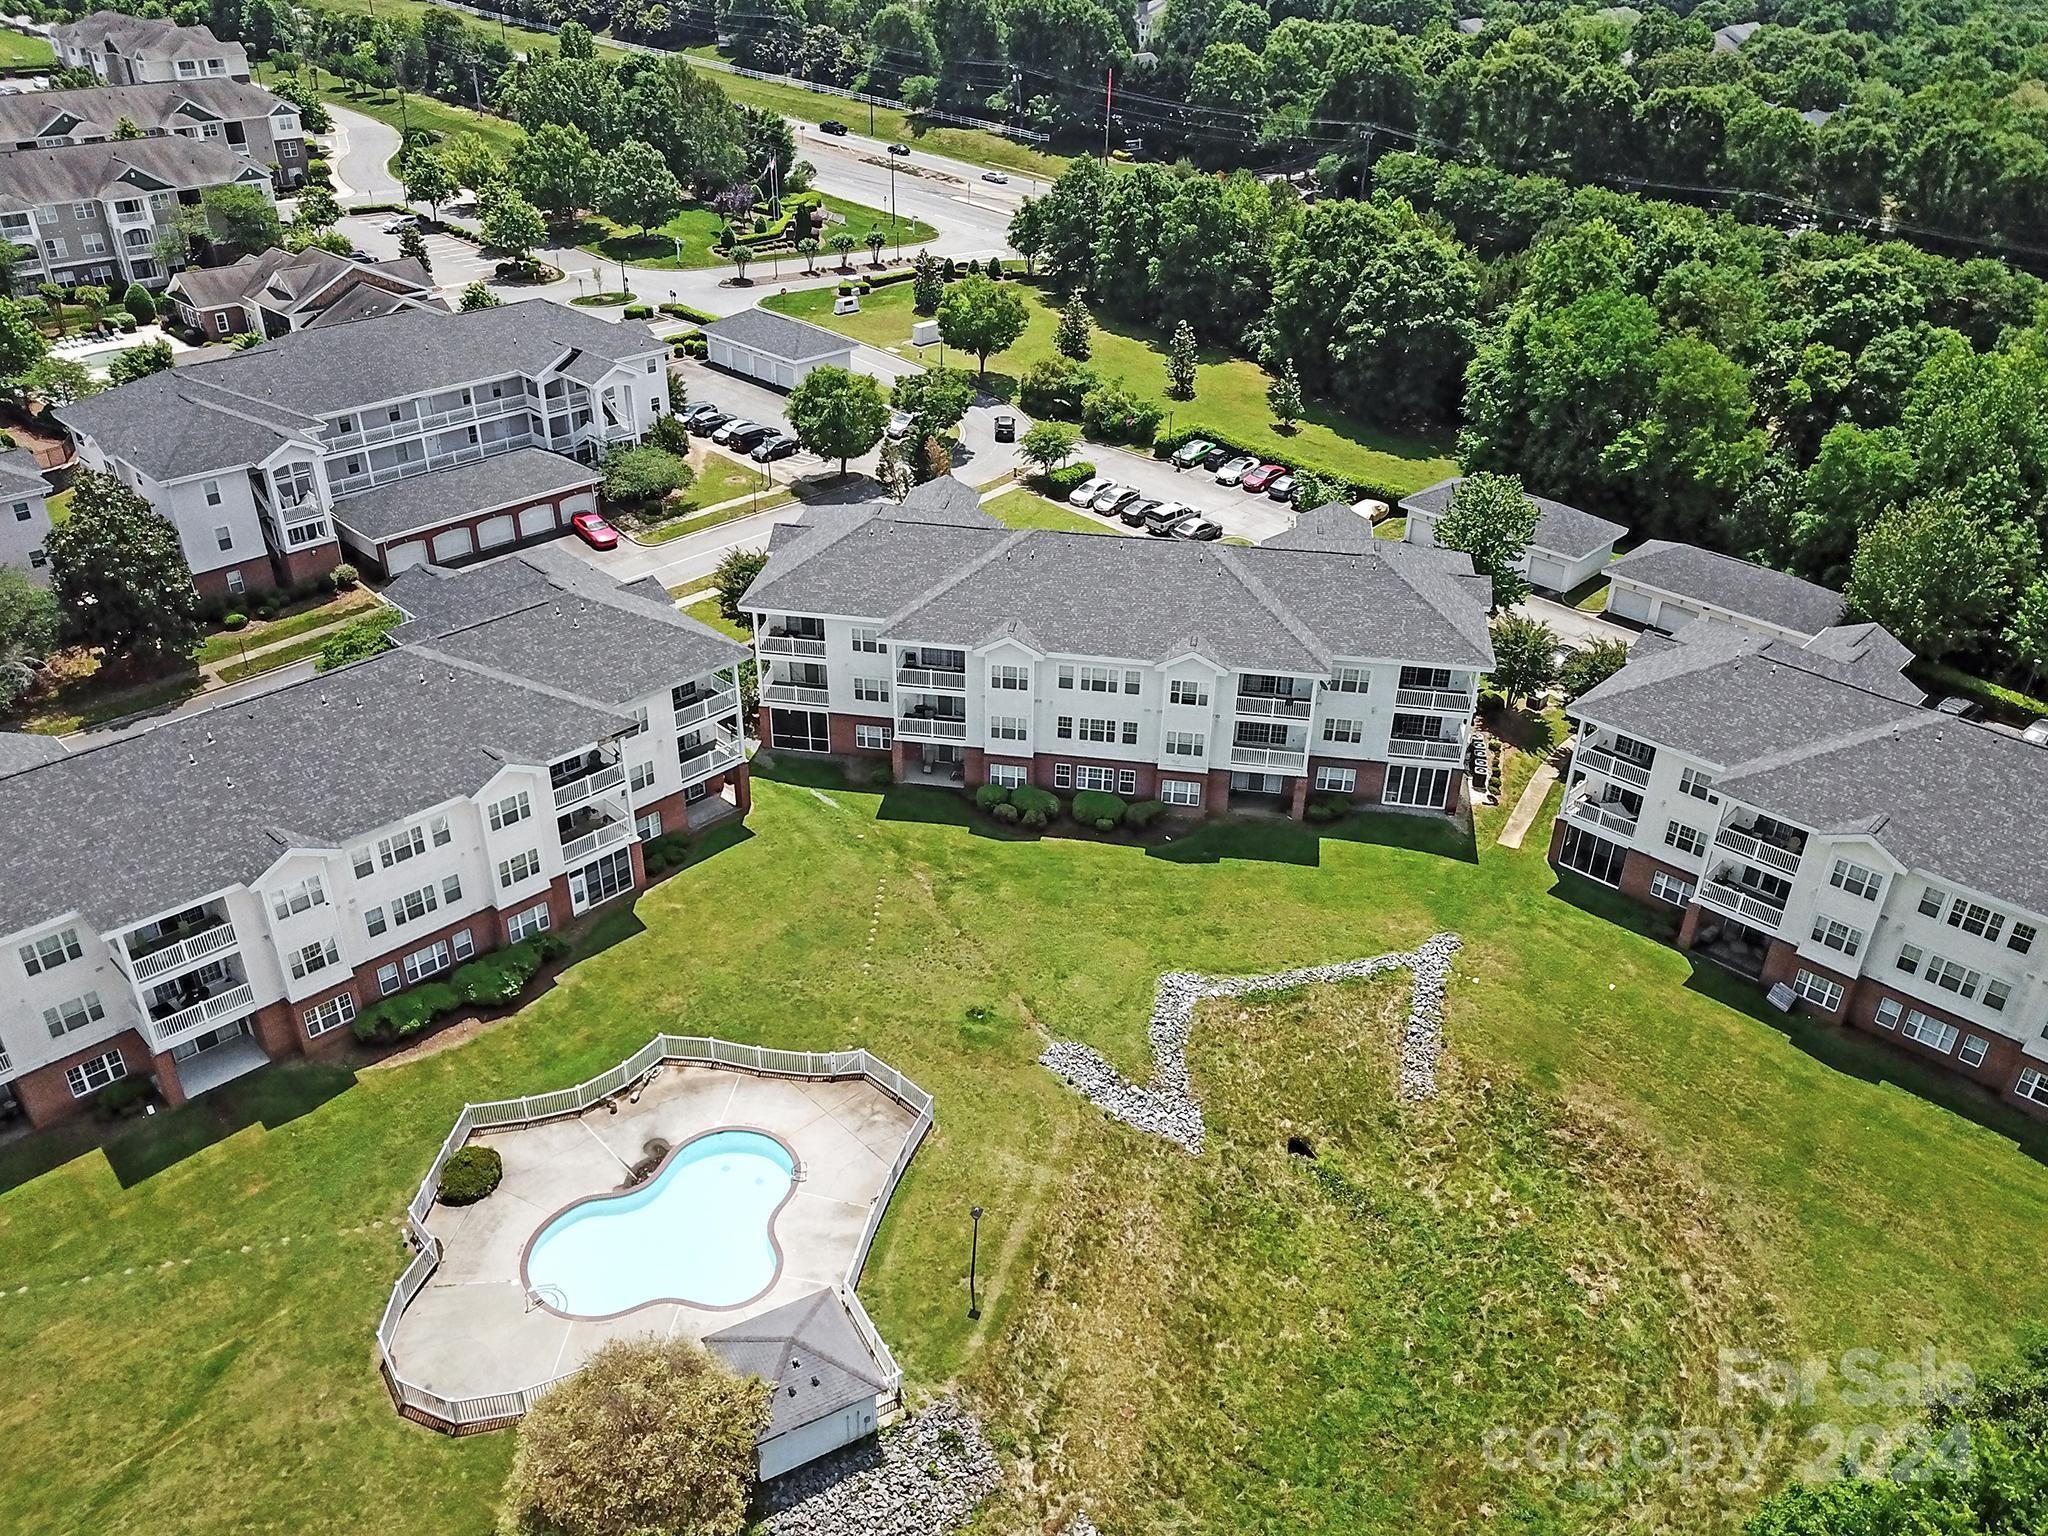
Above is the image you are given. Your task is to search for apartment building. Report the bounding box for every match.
[0,548,749,1129]
[0,450,53,582]
[0,78,306,187]
[743,483,1495,817]
[165,246,434,340]
[58,300,668,598]
[1552,617,2048,1113]
[0,136,272,292]
[53,12,251,86]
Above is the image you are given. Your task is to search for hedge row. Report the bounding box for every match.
[1038,462,1097,498]
[659,300,715,323]
[351,934,568,1044]
[1911,661,2048,726]
[974,782,1168,832]
[1151,426,1407,511]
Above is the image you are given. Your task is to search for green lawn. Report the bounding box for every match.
[191,592,382,667]
[296,0,624,59]
[762,281,1462,495]
[629,454,793,544]
[3,767,2047,1532]
[216,607,401,683]
[261,61,526,163]
[982,486,1117,533]
[575,192,936,272]
[0,30,55,69]
[681,594,748,641]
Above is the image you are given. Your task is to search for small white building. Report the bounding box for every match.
[704,1287,894,1480]
[700,308,855,392]
[1400,475,1625,596]
[1602,539,1846,644]
[0,450,52,583]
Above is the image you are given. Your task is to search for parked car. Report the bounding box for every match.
[1935,695,1977,718]
[1171,439,1215,469]
[1214,456,1257,486]
[1199,444,1233,471]
[887,142,911,156]
[724,422,777,452]
[1265,472,1296,502]
[886,408,914,439]
[1091,484,1140,515]
[688,408,733,436]
[1144,501,1188,535]
[1240,462,1287,493]
[1066,475,1110,507]
[819,119,849,135]
[381,215,417,234]
[347,248,374,263]
[993,414,1016,443]
[752,433,801,462]
[570,511,618,550]
[1171,514,1223,541]
[982,170,1009,183]
[2024,718,2048,747]
[680,401,722,426]
[1121,497,1160,527]
[712,417,760,444]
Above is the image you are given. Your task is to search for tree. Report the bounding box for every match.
[1847,492,2034,662]
[2005,578,2048,693]
[121,283,155,325]
[601,445,689,507]
[1435,473,1540,610]
[1166,318,1198,400]
[45,469,200,668]
[292,184,341,232]
[439,132,505,195]
[714,547,768,625]
[1019,420,1080,475]
[481,191,547,262]
[106,341,174,387]
[458,281,500,311]
[865,227,887,266]
[0,297,47,387]
[1267,359,1302,432]
[1487,613,1559,708]
[828,231,857,269]
[200,185,285,259]
[510,122,597,226]
[594,139,684,236]
[397,224,432,274]
[797,237,819,275]
[316,618,392,672]
[399,149,454,219]
[74,286,109,328]
[21,354,99,407]
[936,274,1028,383]
[729,243,752,283]
[112,114,144,141]
[0,565,59,711]
[911,248,944,314]
[1054,290,1093,361]
[787,364,890,474]
[1557,638,1632,700]
[891,366,974,443]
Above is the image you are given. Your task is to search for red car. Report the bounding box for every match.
[570,511,618,550]
[1240,462,1288,494]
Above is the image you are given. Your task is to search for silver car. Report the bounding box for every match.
[712,418,759,445]
[1066,475,1110,507]
[1214,456,1256,486]
[1089,483,1136,513]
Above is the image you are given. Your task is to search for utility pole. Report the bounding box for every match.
[967,1205,984,1319]
[1102,68,1113,160]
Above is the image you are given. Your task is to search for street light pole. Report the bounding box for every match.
[967,1205,984,1319]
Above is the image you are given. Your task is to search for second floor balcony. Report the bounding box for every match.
[678,724,745,785]
[671,681,740,731]
[145,964,255,1048]
[551,744,624,810]
[757,622,827,659]
[558,800,633,864]
[123,905,238,984]
[1697,865,1790,932]
[1561,786,1640,840]
[897,649,968,692]
[1712,816,1806,878]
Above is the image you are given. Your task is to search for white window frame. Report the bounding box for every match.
[303,993,357,1038]
[65,1049,127,1098]
[506,902,552,942]
[1792,969,1844,1012]
[1169,678,1209,706]
[854,724,892,750]
[1322,718,1363,745]
[1829,858,1881,901]
[1649,870,1695,906]
[489,791,531,830]
[1160,778,1202,807]
[1900,1011,1959,1054]
[1315,766,1356,793]
[1958,1035,1989,1069]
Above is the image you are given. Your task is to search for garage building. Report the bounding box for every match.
[1602,538,1846,643]
[701,308,855,391]
[1401,476,1626,596]
[331,446,599,577]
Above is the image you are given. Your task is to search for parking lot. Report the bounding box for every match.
[334,212,499,292]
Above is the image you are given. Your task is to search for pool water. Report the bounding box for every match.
[524,1129,794,1316]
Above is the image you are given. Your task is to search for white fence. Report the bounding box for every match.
[377,1035,934,1433]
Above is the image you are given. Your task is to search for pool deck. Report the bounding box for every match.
[386,1063,920,1402]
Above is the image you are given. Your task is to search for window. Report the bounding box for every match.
[506,902,552,942]
[987,762,1027,788]
[1316,766,1356,794]
[288,938,340,980]
[853,676,889,704]
[213,524,232,551]
[203,479,222,506]
[20,927,83,976]
[1383,764,1451,809]
[43,990,105,1038]
[11,500,28,522]
[65,1050,126,1098]
[629,758,655,793]
[990,664,1028,690]
[271,876,326,921]
[1649,871,1695,906]
[1055,715,1073,740]
[1809,916,1864,958]
[304,993,356,1038]
[851,627,881,653]
[225,571,245,597]
[1122,721,1140,745]
[1056,664,1074,690]
[364,905,387,937]
[430,816,451,848]
[635,811,661,842]
[2017,1068,2048,1107]
[489,791,531,831]
[1896,944,1922,977]
[453,929,475,961]
[1874,997,1902,1030]
[1679,767,1716,802]
[1793,970,1844,1012]
[1918,885,1946,919]
[1947,898,2005,943]
[441,874,462,904]
[498,849,542,888]
[1925,956,1981,999]
[2010,922,2036,955]
[1160,778,1202,807]
[1164,730,1204,757]
[1074,764,1122,792]
[989,715,1028,742]
[1664,822,1704,857]
[1830,859,1881,901]
[1169,679,1209,706]
[1077,717,1116,744]
[1984,979,2012,1013]
[1322,718,1363,745]
[351,847,374,877]
[854,724,892,750]
[392,884,439,927]
[404,940,452,984]
[1958,1035,1989,1069]
[1076,666,1118,692]
[1053,763,1073,789]
[378,825,426,868]
[624,706,649,739]
[1330,667,1370,694]
[569,846,634,910]
[1119,768,1138,793]
[1900,1011,1959,1054]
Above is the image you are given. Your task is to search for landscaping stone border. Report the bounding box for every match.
[1039,933,1462,1154]
[762,1398,1001,1536]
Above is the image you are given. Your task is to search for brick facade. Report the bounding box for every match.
[1617,847,1696,909]
[340,483,597,579]
[1305,756,1388,806]
[279,541,341,588]
[192,551,281,602]
[8,1027,158,1128]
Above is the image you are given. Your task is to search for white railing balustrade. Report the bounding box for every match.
[1388,736,1462,763]
[146,981,254,1047]
[1394,686,1472,713]
[1575,745,1652,789]
[1699,879,1786,932]
[1562,794,1640,838]
[761,681,830,707]
[1229,743,1309,771]
[896,715,967,741]
[552,761,625,811]
[672,688,738,730]
[130,920,236,984]
[1713,824,1802,877]
[1233,694,1312,720]
[757,632,826,658]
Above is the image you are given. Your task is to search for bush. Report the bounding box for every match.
[973,782,1011,811]
[1010,783,1059,824]
[1306,793,1351,822]
[1125,798,1167,829]
[623,304,653,319]
[1019,356,1096,418]
[867,267,916,287]
[642,830,693,874]
[1080,380,1164,445]
[454,937,552,1006]
[1040,461,1097,498]
[1072,789,1127,827]
[317,616,392,672]
[682,334,708,359]
[603,444,689,507]
[94,1076,150,1120]
[330,562,359,590]
[991,800,1021,822]
[438,1145,503,1205]
[222,611,248,630]
[658,301,716,322]
[351,980,462,1043]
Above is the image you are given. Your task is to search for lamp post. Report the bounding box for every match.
[967,1205,983,1319]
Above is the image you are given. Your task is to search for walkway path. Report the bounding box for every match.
[1495,762,1560,850]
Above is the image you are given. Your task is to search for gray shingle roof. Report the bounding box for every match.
[331,448,596,543]
[0,450,47,494]
[386,544,747,707]
[1606,539,1845,637]
[0,732,66,780]
[54,11,245,65]
[0,77,286,143]
[1399,475,1627,562]
[704,1288,891,1444]
[0,135,263,210]
[749,480,1495,670]
[0,649,630,938]
[1262,503,1380,554]
[702,308,854,364]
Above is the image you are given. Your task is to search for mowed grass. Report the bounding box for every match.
[575,192,936,271]
[762,280,1462,495]
[4,770,2048,1532]
[0,29,55,69]
[982,486,1116,533]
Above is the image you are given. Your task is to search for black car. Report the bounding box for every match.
[680,401,722,426]
[687,409,732,436]
[993,414,1016,443]
[1121,497,1159,528]
[887,142,911,156]
[1199,444,1232,472]
[752,433,801,462]
[819,119,849,135]
[724,422,777,453]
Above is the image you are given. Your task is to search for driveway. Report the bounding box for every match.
[324,107,403,205]
[1521,594,1634,650]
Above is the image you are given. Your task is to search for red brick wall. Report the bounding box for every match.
[10,1028,158,1129]
[192,552,280,601]
[1030,750,1160,798]
[828,712,891,756]
[1305,756,1387,804]
[1617,848,1696,909]
[279,541,341,588]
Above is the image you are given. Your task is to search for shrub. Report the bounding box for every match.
[1072,789,1127,827]
[1306,793,1351,822]
[317,616,391,671]
[329,562,359,590]
[94,1076,150,1120]
[658,301,715,322]
[1019,356,1095,418]
[1011,783,1059,823]
[438,1145,503,1205]
[351,980,461,1043]
[1040,461,1097,498]
[642,830,692,874]
[602,445,689,506]
[991,800,1021,822]
[1080,380,1164,445]
[867,266,916,287]
[453,937,550,1006]
[222,611,248,630]
[973,782,1011,811]
[623,304,653,319]
[1125,798,1167,829]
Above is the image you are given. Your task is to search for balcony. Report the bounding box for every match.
[678,729,745,786]
[1388,735,1462,763]
[1713,823,1803,878]
[1395,685,1472,713]
[559,802,632,864]
[672,686,739,731]
[761,680,831,707]
[0,1047,10,1078]
[1233,692,1312,720]
[324,395,524,452]
[147,981,255,1048]
[898,658,968,692]
[1230,742,1309,772]
[757,629,827,658]
[553,760,625,811]
[127,915,237,984]
[1697,876,1786,933]
[1575,744,1652,789]
[897,714,968,741]
[1561,791,1640,840]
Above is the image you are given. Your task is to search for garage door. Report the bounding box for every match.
[518,503,557,537]
[432,526,474,562]
[1606,583,1654,624]
[1655,603,1698,633]
[477,514,516,549]
[1527,554,1573,592]
[386,540,428,573]
[562,492,595,517]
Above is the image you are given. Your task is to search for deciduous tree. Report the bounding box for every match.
[1436,473,1539,609]
[787,364,890,474]
[46,469,200,668]
[1054,290,1093,361]
[1486,612,1559,708]
[1846,492,2034,662]
[936,273,1027,382]
[594,138,684,235]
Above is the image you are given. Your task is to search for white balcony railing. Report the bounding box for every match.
[1575,745,1652,789]
[553,761,625,811]
[897,664,968,693]
[129,920,237,985]
[560,817,632,865]
[1395,685,1472,713]
[1713,824,1802,878]
[896,715,968,741]
[1230,743,1310,772]
[1698,879,1786,933]
[147,981,255,1048]
[757,632,826,658]
[678,739,746,787]
[1234,694,1313,720]
[761,681,830,707]
[324,395,525,452]
[1388,735,1462,763]
[672,688,739,730]
[1562,794,1640,839]
[0,1048,12,1078]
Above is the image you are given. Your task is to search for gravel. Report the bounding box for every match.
[1040,933,1462,1154]
[762,1399,1002,1536]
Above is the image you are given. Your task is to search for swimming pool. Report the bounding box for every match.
[522,1128,796,1318]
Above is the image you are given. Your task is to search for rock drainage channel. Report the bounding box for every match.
[762,1398,1001,1536]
